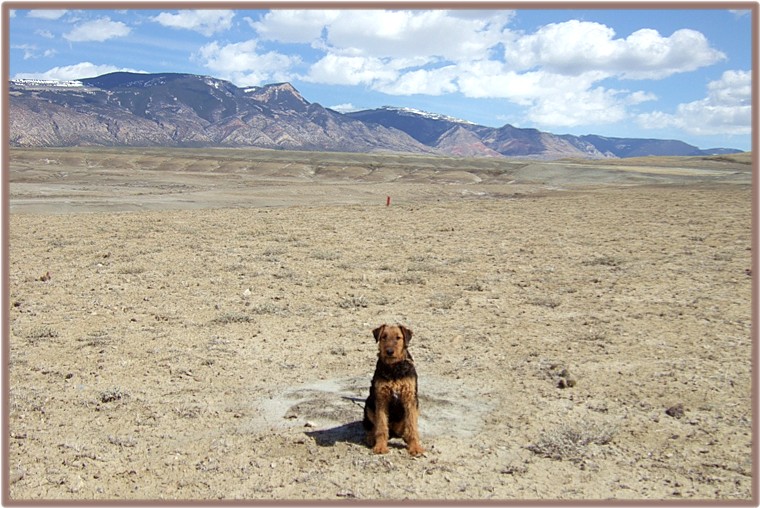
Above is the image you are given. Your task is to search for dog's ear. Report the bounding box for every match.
[400,325,413,345]
[372,325,385,342]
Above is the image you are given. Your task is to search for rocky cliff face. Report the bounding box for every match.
[9,73,435,154]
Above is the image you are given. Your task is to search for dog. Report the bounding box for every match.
[362,324,424,456]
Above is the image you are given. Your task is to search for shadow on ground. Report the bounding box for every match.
[306,421,366,447]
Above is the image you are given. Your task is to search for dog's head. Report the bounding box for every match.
[373,324,412,364]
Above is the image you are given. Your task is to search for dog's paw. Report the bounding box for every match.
[372,443,389,454]
[407,443,425,457]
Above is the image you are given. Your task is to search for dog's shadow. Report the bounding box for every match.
[305,421,365,447]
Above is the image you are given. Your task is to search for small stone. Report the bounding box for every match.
[665,403,685,419]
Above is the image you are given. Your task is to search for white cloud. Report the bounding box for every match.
[193,40,300,87]
[304,54,399,87]
[64,18,131,42]
[289,10,512,94]
[14,44,57,60]
[503,20,725,79]
[322,10,511,61]
[27,10,67,20]
[13,62,144,81]
[252,13,723,95]
[151,10,234,36]
[616,28,726,79]
[706,69,752,105]
[456,62,543,102]
[246,10,726,129]
[247,10,341,44]
[456,64,660,127]
[627,90,658,105]
[252,9,512,63]
[503,20,618,73]
[13,44,34,60]
[729,9,751,17]
[377,66,459,96]
[527,86,634,126]
[329,103,358,113]
[638,70,751,135]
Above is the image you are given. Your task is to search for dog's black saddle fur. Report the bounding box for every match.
[362,354,418,436]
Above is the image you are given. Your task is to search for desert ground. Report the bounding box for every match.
[7,147,754,501]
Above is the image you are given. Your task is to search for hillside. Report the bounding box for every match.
[348,107,740,159]
[9,73,433,154]
[9,72,742,159]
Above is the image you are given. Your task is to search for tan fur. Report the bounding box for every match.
[363,324,424,456]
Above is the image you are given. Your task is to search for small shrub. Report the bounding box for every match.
[174,404,202,419]
[212,312,252,324]
[338,294,368,310]
[108,435,137,447]
[407,263,438,273]
[312,250,341,261]
[262,247,286,257]
[26,326,59,341]
[118,265,146,275]
[78,330,110,347]
[583,256,623,267]
[445,256,473,265]
[250,303,288,315]
[465,281,488,292]
[386,274,426,285]
[330,346,347,356]
[528,297,561,309]
[274,233,300,244]
[429,293,457,310]
[527,419,615,464]
[99,387,127,403]
[580,330,608,342]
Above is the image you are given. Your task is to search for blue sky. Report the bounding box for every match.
[8,6,754,151]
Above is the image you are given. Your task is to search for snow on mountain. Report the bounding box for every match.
[379,106,476,125]
[11,78,84,88]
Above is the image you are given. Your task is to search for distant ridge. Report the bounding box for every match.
[347,107,741,159]
[9,72,433,153]
[9,72,742,158]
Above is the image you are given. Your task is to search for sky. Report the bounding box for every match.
[7,5,755,151]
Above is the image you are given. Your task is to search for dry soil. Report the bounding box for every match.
[7,148,754,501]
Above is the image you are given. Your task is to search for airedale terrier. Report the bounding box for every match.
[362,324,424,456]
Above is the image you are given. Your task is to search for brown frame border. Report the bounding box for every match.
[1,2,757,505]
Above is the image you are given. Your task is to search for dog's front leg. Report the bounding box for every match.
[372,397,390,454]
[402,398,424,456]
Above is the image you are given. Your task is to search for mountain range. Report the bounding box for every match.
[8,72,741,159]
